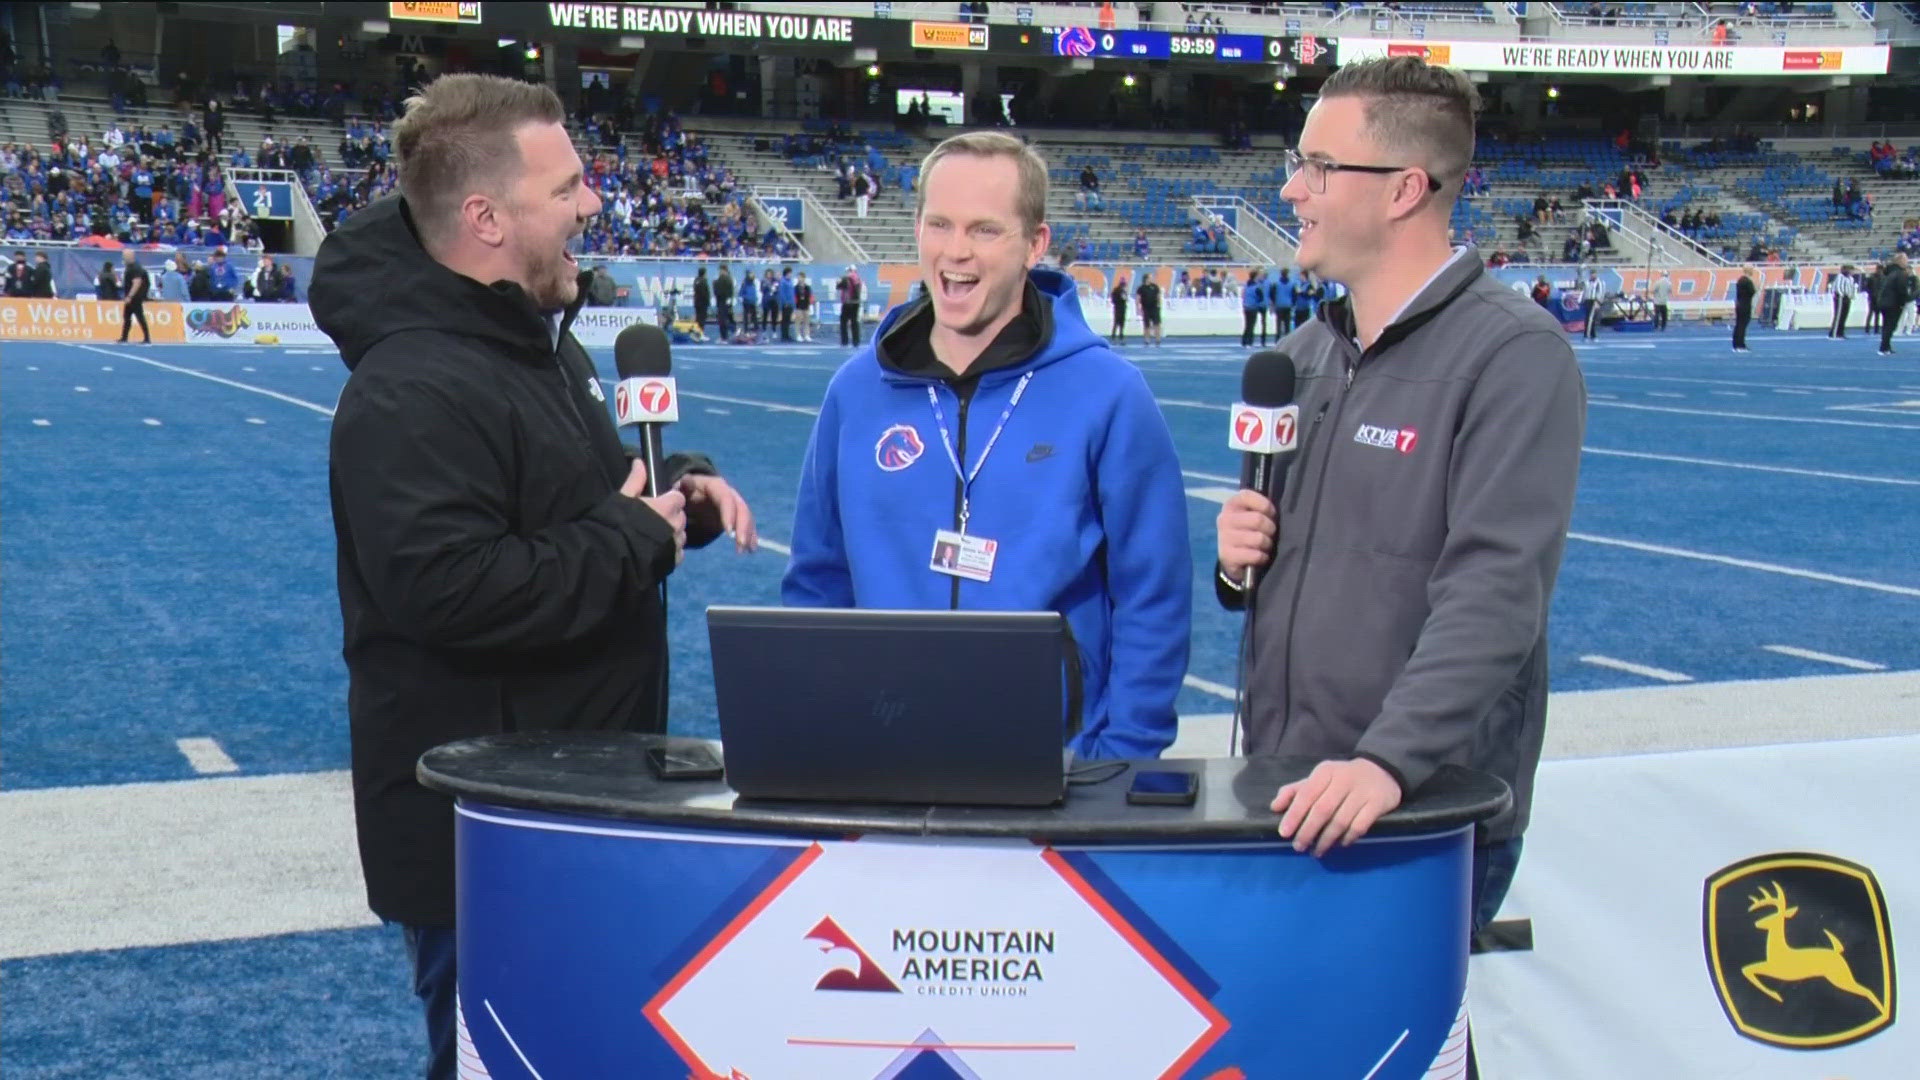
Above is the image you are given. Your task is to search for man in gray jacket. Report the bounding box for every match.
[1214,57,1585,936]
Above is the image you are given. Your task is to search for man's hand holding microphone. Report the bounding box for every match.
[1220,351,1296,592]
[611,323,759,567]
[620,458,687,565]
[1217,490,1276,587]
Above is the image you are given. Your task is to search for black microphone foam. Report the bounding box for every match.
[1242,349,1297,408]
[612,323,673,497]
[615,323,672,378]
[1237,350,1300,509]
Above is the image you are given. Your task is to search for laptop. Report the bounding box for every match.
[707,606,1079,807]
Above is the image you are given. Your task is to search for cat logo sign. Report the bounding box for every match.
[1703,853,1896,1049]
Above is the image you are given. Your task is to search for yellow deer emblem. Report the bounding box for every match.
[1743,881,1885,1012]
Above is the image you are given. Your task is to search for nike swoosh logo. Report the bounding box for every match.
[1026,444,1055,463]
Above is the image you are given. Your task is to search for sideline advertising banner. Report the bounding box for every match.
[1470,736,1915,1078]
[178,302,331,346]
[12,256,1872,346]
[0,298,187,343]
[1337,38,1891,76]
[566,305,673,348]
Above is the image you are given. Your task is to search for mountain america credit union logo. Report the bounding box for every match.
[805,917,901,992]
[645,841,1227,1078]
[1704,852,1896,1050]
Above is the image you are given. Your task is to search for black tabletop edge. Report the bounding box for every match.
[418,732,1511,841]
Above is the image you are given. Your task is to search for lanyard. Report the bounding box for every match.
[927,372,1033,535]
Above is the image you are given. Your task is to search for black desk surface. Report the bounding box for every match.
[420,733,1509,842]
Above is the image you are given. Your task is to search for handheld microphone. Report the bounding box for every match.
[613,323,679,497]
[1227,350,1300,590]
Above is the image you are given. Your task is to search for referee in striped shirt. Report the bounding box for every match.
[1830,264,1858,339]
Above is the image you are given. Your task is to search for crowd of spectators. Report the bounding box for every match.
[1831,175,1874,223]
[578,110,792,260]
[1866,142,1916,181]
[1,126,264,251]
[1892,221,1920,258]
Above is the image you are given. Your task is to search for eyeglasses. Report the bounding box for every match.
[1284,150,1442,196]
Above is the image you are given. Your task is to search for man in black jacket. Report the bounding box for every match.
[1876,253,1916,355]
[713,262,735,339]
[310,74,758,1080]
[4,251,27,297]
[692,265,711,331]
[1732,266,1755,352]
[118,249,150,343]
[27,251,55,297]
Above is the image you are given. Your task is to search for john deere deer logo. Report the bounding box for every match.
[1742,881,1884,1011]
[1705,853,1896,1049]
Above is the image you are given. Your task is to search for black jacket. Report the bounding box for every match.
[312,195,711,925]
[1875,265,1916,312]
[713,270,734,305]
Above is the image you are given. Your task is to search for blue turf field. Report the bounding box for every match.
[3,323,1919,1076]
[4,327,1920,791]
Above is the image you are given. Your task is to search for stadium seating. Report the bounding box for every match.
[0,91,791,260]
[10,79,1920,272]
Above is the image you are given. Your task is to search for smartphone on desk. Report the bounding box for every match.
[1126,769,1198,807]
[646,745,725,781]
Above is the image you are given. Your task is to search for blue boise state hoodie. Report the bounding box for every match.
[783,268,1191,760]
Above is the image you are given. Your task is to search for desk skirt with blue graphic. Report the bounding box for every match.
[453,800,1473,1079]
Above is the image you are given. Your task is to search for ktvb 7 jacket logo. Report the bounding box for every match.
[1703,853,1896,1049]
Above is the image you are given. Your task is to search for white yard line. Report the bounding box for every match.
[1569,533,1920,598]
[1182,674,1238,700]
[76,344,336,416]
[174,738,238,775]
[1760,645,1887,672]
[1579,655,1694,683]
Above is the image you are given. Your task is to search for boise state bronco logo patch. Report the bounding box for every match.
[875,424,925,471]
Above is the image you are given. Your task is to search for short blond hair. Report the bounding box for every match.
[915,131,1049,238]
[393,74,565,249]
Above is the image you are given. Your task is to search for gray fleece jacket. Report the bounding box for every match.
[1220,249,1585,841]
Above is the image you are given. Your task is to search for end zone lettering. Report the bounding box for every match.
[547,3,854,43]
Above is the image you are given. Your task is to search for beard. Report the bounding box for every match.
[507,200,584,312]
[518,242,579,313]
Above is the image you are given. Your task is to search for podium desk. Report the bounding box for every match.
[421,732,1509,1080]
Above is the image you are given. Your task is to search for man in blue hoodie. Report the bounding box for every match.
[1241,267,1266,347]
[776,266,796,341]
[1269,268,1295,336]
[207,246,240,301]
[784,131,1191,761]
[739,267,759,332]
